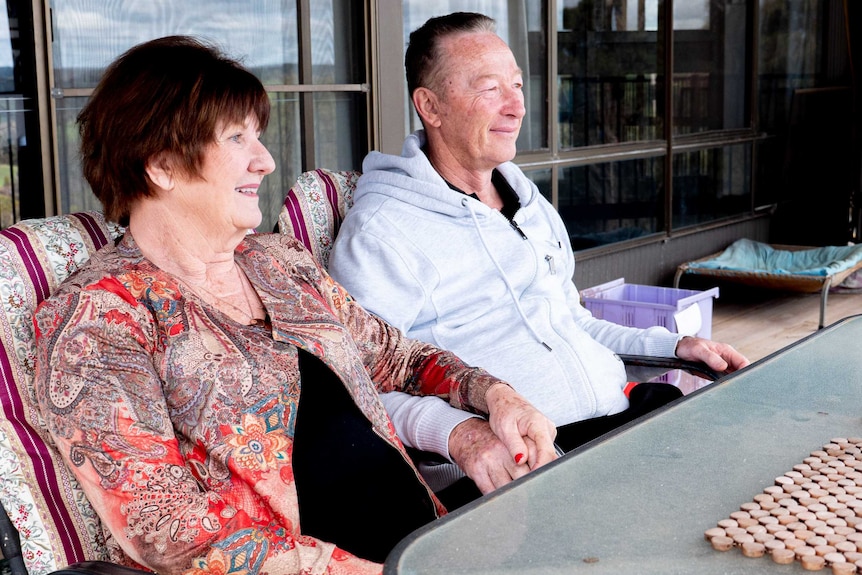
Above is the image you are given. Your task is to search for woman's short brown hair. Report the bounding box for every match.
[78,35,271,225]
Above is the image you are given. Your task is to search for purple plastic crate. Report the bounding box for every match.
[580,278,719,338]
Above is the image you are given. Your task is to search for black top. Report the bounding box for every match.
[291,349,437,563]
[444,168,521,220]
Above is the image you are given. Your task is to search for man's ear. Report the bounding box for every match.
[412,87,442,128]
[144,152,175,191]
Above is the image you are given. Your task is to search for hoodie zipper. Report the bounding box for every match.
[510,219,528,240]
[462,198,552,352]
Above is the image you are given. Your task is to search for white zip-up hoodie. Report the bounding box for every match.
[329,131,682,488]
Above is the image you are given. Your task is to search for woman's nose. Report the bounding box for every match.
[252,140,276,175]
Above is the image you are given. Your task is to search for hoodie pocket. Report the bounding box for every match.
[537,237,565,277]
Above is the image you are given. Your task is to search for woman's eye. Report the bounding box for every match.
[229,134,242,143]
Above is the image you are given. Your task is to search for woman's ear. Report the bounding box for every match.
[144,152,175,191]
[412,87,442,128]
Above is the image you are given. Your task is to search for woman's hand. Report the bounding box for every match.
[483,383,558,471]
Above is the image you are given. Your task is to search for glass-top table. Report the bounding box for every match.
[385,315,862,574]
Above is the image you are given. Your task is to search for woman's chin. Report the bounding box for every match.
[234,213,263,234]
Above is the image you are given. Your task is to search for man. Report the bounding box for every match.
[329,11,749,507]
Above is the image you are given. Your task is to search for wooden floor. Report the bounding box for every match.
[710,286,862,363]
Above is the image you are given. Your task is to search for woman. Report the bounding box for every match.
[32,36,557,575]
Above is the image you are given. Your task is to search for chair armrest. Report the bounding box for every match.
[3,502,151,575]
[50,562,154,575]
[618,354,722,382]
[0,501,27,575]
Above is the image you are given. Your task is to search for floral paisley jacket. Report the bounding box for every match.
[33,232,502,575]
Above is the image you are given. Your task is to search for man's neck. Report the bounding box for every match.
[436,166,522,221]
[426,151,501,209]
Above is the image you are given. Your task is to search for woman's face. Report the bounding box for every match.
[173,113,276,236]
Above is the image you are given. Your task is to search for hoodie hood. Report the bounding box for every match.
[356,129,553,354]
[358,130,540,219]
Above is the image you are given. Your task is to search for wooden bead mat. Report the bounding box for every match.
[706,438,862,573]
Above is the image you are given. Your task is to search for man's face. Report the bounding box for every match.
[433,32,526,171]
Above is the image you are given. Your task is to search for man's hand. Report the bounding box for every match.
[675,336,750,375]
[448,417,536,494]
[483,383,558,471]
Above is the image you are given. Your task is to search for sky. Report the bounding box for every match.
[51,0,319,70]
[0,6,12,69]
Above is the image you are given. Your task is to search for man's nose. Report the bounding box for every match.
[505,87,526,118]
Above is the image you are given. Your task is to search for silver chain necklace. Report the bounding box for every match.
[179,264,268,327]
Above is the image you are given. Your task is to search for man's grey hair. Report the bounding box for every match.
[405,12,497,98]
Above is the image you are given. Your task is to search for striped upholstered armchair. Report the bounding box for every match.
[0,213,149,575]
[277,169,360,270]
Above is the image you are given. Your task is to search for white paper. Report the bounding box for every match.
[674,303,702,336]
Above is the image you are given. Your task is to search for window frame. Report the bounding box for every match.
[373,0,765,257]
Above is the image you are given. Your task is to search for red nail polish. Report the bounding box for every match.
[514,453,525,464]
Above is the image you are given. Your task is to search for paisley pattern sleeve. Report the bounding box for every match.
[300,254,501,415]
[33,281,382,575]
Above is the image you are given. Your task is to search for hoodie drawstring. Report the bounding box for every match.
[462,198,552,352]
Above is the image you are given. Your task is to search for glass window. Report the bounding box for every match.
[758,0,825,135]
[50,1,300,88]
[55,95,99,215]
[557,0,664,149]
[312,92,366,170]
[524,167,552,203]
[672,143,751,229]
[259,92,301,232]
[0,0,43,226]
[310,1,364,85]
[673,0,748,135]
[755,0,826,208]
[402,1,548,151]
[0,96,32,227]
[559,157,664,249]
[48,0,366,231]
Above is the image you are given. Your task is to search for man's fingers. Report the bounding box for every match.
[472,470,496,495]
[704,353,729,373]
[519,419,558,468]
[677,336,750,374]
[495,423,530,466]
[530,431,559,468]
[533,442,559,468]
[471,453,523,494]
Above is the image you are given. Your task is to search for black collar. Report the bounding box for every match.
[443,169,521,220]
